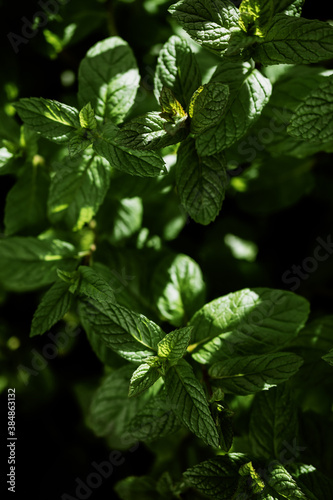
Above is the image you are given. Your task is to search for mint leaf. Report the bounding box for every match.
[78,37,140,125]
[157,327,192,365]
[189,82,229,135]
[250,65,333,157]
[79,102,97,130]
[288,76,333,144]
[249,384,298,459]
[0,237,77,292]
[88,365,158,449]
[116,112,187,151]
[48,152,111,231]
[76,266,116,305]
[168,0,241,56]
[322,349,333,367]
[272,0,304,17]
[115,476,158,500]
[4,164,49,236]
[128,363,161,398]
[86,326,126,368]
[239,461,265,494]
[288,463,333,500]
[92,252,150,316]
[78,299,165,362]
[0,147,14,175]
[93,123,166,177]
[239,0,274,35]
[183,454,248,499]
[266,462,309,499]
[159,86,187,120]
[152,253,206,326]
[128,392,181,442]
[176,139,228,225]
[68,130,92,158]
[97,197,143,245]
[30,280,73,337]
[254,15,333,65]
[190,288,310,363]
[14,98,80,143]
[282,0,304,17]
[209,352,303,395]
[196,61,272,155]
[164,359,219,447]
[290,316,333,355]
[154,36,201,110]
[211,402,234,452]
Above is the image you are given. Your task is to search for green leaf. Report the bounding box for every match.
[239,0,274,36]
[57,269,80,292]
[128,363,161,398]
[266,462,308,499]
[78,36,140,125]
[196,61,272,155]
[183,454,248,500]
[322,349,333,367]
[93,123,166,177]
[88,365,156,449]
[68,130,92,158]
[159,87,187,120]
[0,147,14,175]
[288,76,333,144]
[164,359,219,447]
[189,82,229,135]
[248,65,333,158]
[154,36,201,110]
[254,15,333,65]
[116,112,187,151]
[79,102,97,130]
[48,152,111,231]
[152,253,206,326]
[288,463,333,500]
[189,288,310,364]
[282,0,304,17]
[211,402,234,452]
[14,98,80,143]
[249,384,298,459]
[209,352,303,395]
[85,328,126,368]
[0,237,77,292]
[239,461,265,493]
[75,267,123,368]
[156,471,179,498]
[4,164,49,236]
[97,197,143,245]
[76,266,116,305]
[115,476,158,500]
[168,0,241,57]
[78,298,165,363]
[92,249,150,316]
[176,139,228,225]
[157,327,192,365]
[128,392,181,443]
[30,280,73,337]
[290,316,333,356]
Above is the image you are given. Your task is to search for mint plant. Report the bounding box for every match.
[1,0,333,499]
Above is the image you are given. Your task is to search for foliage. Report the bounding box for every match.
[1,0,333,499]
